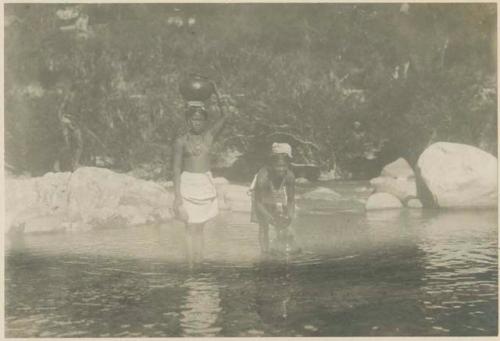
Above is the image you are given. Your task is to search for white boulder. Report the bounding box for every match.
[365,193,403,210]
[5,177,39,231]
[417,142,497,208]
[213,177,230,185]
[407,198,423,208]
[14,214,68,234]
[220,184,252,212]
[6,167,173,233]
[295,177,311,185]
[302,187,342,201]
[381,158,414,179]
[159,180,174,188]
[370,158,417,202]
[370,177,416,202]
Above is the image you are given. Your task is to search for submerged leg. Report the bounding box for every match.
[192,223,205,264]
[259,222,270,256]
[185,223,195,268]
[283,227,302,254]
[275,226,287,253]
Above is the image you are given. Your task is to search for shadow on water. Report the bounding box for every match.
[5,183,498,337]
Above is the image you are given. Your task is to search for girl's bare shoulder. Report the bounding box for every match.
[255,167,269,185]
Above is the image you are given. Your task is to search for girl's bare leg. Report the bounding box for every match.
[185,223,194,268]
[192,223,205,264]
[199,223,206,263]
[275,227,286,252]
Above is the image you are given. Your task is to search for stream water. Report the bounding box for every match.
[5,181,497,336]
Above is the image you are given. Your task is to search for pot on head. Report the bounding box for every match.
[179,74,214,102]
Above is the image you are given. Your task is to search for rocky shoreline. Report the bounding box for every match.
[365,142,497,210]
[6,142,497,234]
[5,167,258,234]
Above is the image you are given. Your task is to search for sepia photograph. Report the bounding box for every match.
[3,2,498,337]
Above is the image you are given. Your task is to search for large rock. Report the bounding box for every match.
[381,158,414,179]
[213,177,229,186]
[301,187,342,201]
[365,193,403,210]
[6,172,72,233]
[69,167,172,228]
[6,177,39,230]
[407,198,423,209]
[6,167,173,234]
[211,177,235,211]
[370,177,416,203]
[12,213,70,234]
[217,183,252,212]
[369,158,417,203]
[417,142,497,208]
[295,177,311,185]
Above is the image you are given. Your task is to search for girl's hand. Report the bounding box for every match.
[282,215,292,227]
[266,214,276,227]
[275,214,291,228]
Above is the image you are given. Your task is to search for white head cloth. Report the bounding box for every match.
[272,142,292,158]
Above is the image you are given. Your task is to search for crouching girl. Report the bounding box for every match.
[251,143,299,256]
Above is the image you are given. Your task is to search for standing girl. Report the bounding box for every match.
[172,80,226,267]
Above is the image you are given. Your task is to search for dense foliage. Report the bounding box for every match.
[5,3,497,179]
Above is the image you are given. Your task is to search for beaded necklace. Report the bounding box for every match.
[186,132,207,156]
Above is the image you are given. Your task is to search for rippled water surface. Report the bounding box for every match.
[5,181,498,336]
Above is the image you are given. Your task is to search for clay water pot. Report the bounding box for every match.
[179,75,214,102]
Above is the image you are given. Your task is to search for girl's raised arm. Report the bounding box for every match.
[208,82,227,139]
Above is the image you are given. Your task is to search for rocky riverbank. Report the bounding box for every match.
[6,142,497,234]
[5,167,259,234]
[365,142,497,210]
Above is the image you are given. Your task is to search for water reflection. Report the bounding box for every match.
[254,263,294,324]
[418,211,498,336]
[180,273,222,337]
